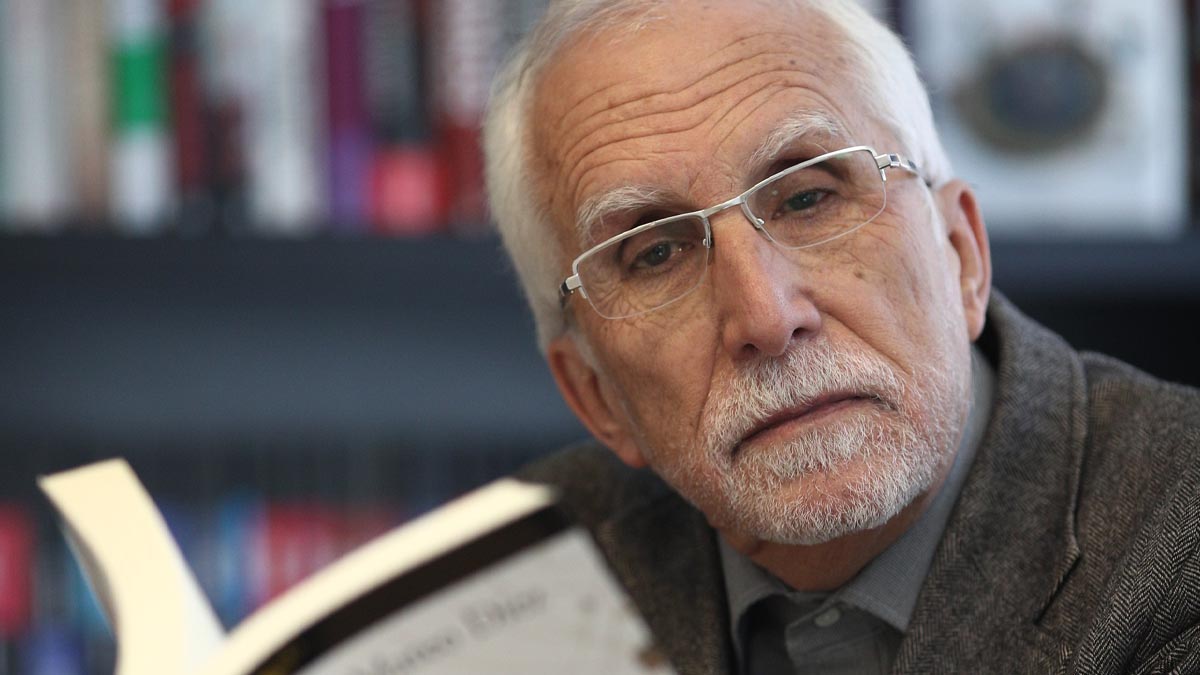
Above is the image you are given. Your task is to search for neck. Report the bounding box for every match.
[719,460,954,591]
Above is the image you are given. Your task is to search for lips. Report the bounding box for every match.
[734,392,880,452]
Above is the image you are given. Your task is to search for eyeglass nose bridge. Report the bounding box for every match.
[695,192,768,243]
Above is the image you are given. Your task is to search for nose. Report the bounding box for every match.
[708,209,822,361]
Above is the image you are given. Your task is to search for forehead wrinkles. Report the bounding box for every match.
[552,32,793,159]
[540,35,845,220]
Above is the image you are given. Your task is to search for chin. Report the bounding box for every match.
[733,453,937,546]
[656,413,953,546]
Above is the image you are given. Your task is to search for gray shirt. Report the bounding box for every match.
[719,347,995,674]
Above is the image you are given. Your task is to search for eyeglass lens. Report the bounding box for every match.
[577,148,887,319]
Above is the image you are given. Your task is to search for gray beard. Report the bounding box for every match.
[641,336,968,546]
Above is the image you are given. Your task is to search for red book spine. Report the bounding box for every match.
[369,147,446,235]
[0,504,33,638]
[252,503,342,605]
[169,0,212,234]
[365,0,447,234]
[430,0,504,234]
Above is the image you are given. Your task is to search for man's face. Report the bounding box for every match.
[534,2,984,545]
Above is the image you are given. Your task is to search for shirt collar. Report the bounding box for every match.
[719,346,996,646]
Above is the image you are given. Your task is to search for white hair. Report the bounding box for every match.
[483,0,953,352]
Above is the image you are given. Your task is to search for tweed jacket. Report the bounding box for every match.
[518,293,1200,674]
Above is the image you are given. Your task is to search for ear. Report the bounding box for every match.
[935,180,992,341]
[546,334,648,468]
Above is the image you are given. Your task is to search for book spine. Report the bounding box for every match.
[18,528,87,675]
[430,0,505,235]
[212,492,261,626]
[108,0,175,234]
[369,146,446,236]
[252,503,342,605]
[168,0,214,235]
[324,0,371,233]
[0,505,32,647]
[366,0,447,235]
[66,0,112,228]
[0,0,7,230]
[196,0,253,235]
[16,626,85,675]
[245,0,326,235]
[0,0,72,230]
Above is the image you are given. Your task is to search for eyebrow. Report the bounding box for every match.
[749,110,845,168]
[575,184,669,245]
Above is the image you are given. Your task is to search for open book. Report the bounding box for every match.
[39,459,675,675]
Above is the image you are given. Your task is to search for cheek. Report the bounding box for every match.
[824,216,962,367]
[590,307,717,440]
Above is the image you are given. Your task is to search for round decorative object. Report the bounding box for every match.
[954,35,1111,154]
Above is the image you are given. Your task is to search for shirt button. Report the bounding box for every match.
[814,607,842,628]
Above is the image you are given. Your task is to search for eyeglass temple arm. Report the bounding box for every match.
[560,275,582,302]
[876,151,929,182]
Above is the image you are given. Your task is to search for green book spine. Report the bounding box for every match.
[109,0,173,233]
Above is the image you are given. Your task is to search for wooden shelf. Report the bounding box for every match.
[1,233,1196,450]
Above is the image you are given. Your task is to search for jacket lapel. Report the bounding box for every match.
[895,293,1087,673]
[595,494,735,675]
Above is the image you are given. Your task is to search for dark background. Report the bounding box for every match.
[2,233,1197,467]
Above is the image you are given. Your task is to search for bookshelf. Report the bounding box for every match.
[2,232,1197,459]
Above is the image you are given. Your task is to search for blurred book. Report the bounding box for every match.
[197,0,253,234]
[324,0,371,233]
[67,0,112,229]
[430,0,505,235]
[0,504,34,670]
[251,0,327,236]
[0,0,72,230]
[206,0,326,235]
[0,1,4,225]
[17,625,86,675]
[365,0,447,236]
[40,458,674,675]
[108,0,175,234]
[169,0,216,236]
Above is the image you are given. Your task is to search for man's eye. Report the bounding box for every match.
[781,189,827,214]
[632,241,688,270]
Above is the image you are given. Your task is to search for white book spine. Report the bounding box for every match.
[1,0,73,229]
[108,0,175,234]
[111,130,174,234]
[245,0,326,235]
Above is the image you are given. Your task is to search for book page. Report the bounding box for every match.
[296,528,674,674]
[38,459,226,675]
[196,479,565,675]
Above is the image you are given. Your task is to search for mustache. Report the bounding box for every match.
[701,341,905,454]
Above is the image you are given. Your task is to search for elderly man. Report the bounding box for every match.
[483,1,1200,673]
